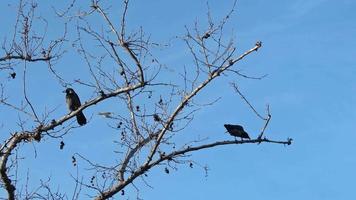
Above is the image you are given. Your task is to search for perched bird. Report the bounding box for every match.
[224,124,250,140]
[64,88,87,125]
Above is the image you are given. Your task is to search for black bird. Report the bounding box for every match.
[64,88,87,125]
[224,124,250,140]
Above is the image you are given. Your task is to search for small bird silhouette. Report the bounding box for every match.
[98,112,113,118]
[224,124,250,140]
[64,88,87,126]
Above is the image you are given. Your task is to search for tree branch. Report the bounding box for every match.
[94,136,291,200]
[144,42,262,167]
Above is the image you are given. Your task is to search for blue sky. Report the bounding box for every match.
[0,0,356,199]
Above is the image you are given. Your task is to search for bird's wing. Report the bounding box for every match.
[73,92,82,106]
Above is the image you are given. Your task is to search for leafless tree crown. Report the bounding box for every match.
[0,0,292,199]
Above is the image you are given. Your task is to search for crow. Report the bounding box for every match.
[224,124,250,139]
[64,88,87,126]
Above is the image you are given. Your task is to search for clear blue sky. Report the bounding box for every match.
[0,0,355,199]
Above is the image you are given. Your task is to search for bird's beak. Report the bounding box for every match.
[62,90,66,93]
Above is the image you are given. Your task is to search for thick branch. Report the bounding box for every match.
[118,131,159,182]
[94,137,291,200]
[164,137,292,157]
[0,54,52,62]
[0,138,19,200]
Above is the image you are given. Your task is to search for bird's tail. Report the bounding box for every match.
[76,111,87,126]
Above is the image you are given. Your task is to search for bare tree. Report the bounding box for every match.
[0,0,292,199]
